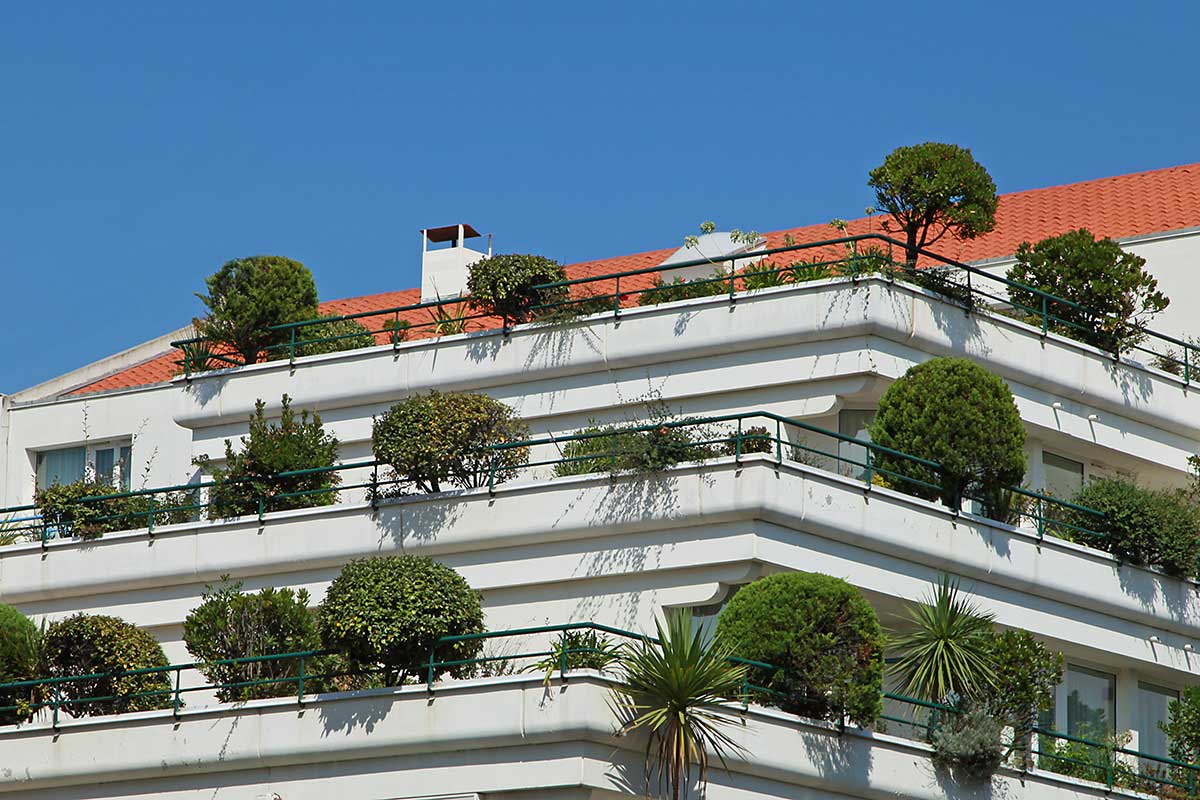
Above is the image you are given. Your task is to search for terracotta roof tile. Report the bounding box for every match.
[65,162,1200,397]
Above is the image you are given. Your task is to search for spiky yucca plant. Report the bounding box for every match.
[890,575,997,703]
[610,610,747,800]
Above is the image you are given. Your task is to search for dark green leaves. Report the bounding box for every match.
[868,142,997,265]
[466,253,567,325]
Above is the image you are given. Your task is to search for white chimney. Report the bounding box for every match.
[420,223,491,302]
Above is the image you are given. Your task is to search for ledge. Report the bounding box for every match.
[0,673,1156,800]
[2,457,1197,678]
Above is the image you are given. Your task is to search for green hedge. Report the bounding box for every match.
[0,605,39,724]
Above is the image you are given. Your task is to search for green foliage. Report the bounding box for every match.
[1065,478,1200,579]
[868,142,998,266]
[1038,727,1137,788]
[1161,686,1200,766]
[195,255,320,365]
[196,394,340,519]
[527,629,621,684]
[0,604,40,724]
[716,571,885,726]
[984,630,1062,750]
[638,271,730,306]
[425,297,473,335]
[552,417,717,479]
[890,575,997,703]
[932,707,1004,783]
[466,253,568,325]
[611,609,747,800]
[33,479,195,539]
[869,357,1027,516]
[384,318,412,343]
[1007,229,1169,352]
[183,579,319,702]
[720,425,773,456]
[318,555,484,684]
[42,613,171,717]
[372,391,529,494]
[295,318,377,356]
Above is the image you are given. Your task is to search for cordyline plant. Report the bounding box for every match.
[889,575,997,704]
[868,142,997,268]
[610,610,747,800]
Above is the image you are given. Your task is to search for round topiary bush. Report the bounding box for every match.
[42,613,172,717]
[466,253,568,325]
[716,571,885,726]
[318,555,485,684]
[869,357,1026,517]
[0,604,40,724]
[1066,478,1200,579]
[372,391,529,494]
[195,255,320,365]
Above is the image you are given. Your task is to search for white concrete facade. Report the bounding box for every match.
[3,266,1200,799]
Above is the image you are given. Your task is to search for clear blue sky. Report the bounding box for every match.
[2,1,1196,392]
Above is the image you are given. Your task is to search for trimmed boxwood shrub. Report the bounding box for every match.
[318,555,485,685]
[295,319,377,357]
[1065,478,1200,579]
[195,255,320,365]
[196,394,340,518]
[716,571,885,726]
[183,579,320,702]
[869,357,1026,517]
[0,604,40,724]
[466,253,568,325]
[372,391,529,494]
[42,613,171,716]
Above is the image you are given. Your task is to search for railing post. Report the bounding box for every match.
[288,327,297,369]
[172,667,182,718]
[559,641,568,683]
[728,266,736,304]
[297,654,306,705]
[614,275,622,321]
[392,311,401,351]
[147,494,156,537]
[1041,295,1049,336]
[775,419,782,466]
[426,645,437,694]
[1186,345,1192,385]
[864,449,874,489]
[735,418,743,463]
[488,454,496,497]
[370,464,379,509]
[257,496,265,525]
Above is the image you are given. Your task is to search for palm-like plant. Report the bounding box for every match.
[610,610,747,800]
[890,575,997,703]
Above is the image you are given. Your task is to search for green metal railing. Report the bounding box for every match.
[2,620,1195,796]
[0,411,1106,552]
[169,233,1199,382]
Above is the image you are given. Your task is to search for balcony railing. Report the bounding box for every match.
[1,621,1195,797]
[1,411,1104,553]
[168,233,1200,383]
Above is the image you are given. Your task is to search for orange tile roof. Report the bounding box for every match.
[65,162,1200,397]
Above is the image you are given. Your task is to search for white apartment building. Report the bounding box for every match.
[1,163,1200,799]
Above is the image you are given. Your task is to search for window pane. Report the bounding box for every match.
[94,448,115,486]
[35,447,87,490]
[1135,682,1177,762]
[118,446,132,491]
[1043,452,1084,500]
[1066,665,1115,738]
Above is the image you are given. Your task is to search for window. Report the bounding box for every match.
[1043,451,1084,500]
[1064,665,1115,738]
[1135,682,1177,763]
[35,441,132,491]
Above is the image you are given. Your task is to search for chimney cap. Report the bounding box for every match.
[423,223,482,243]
